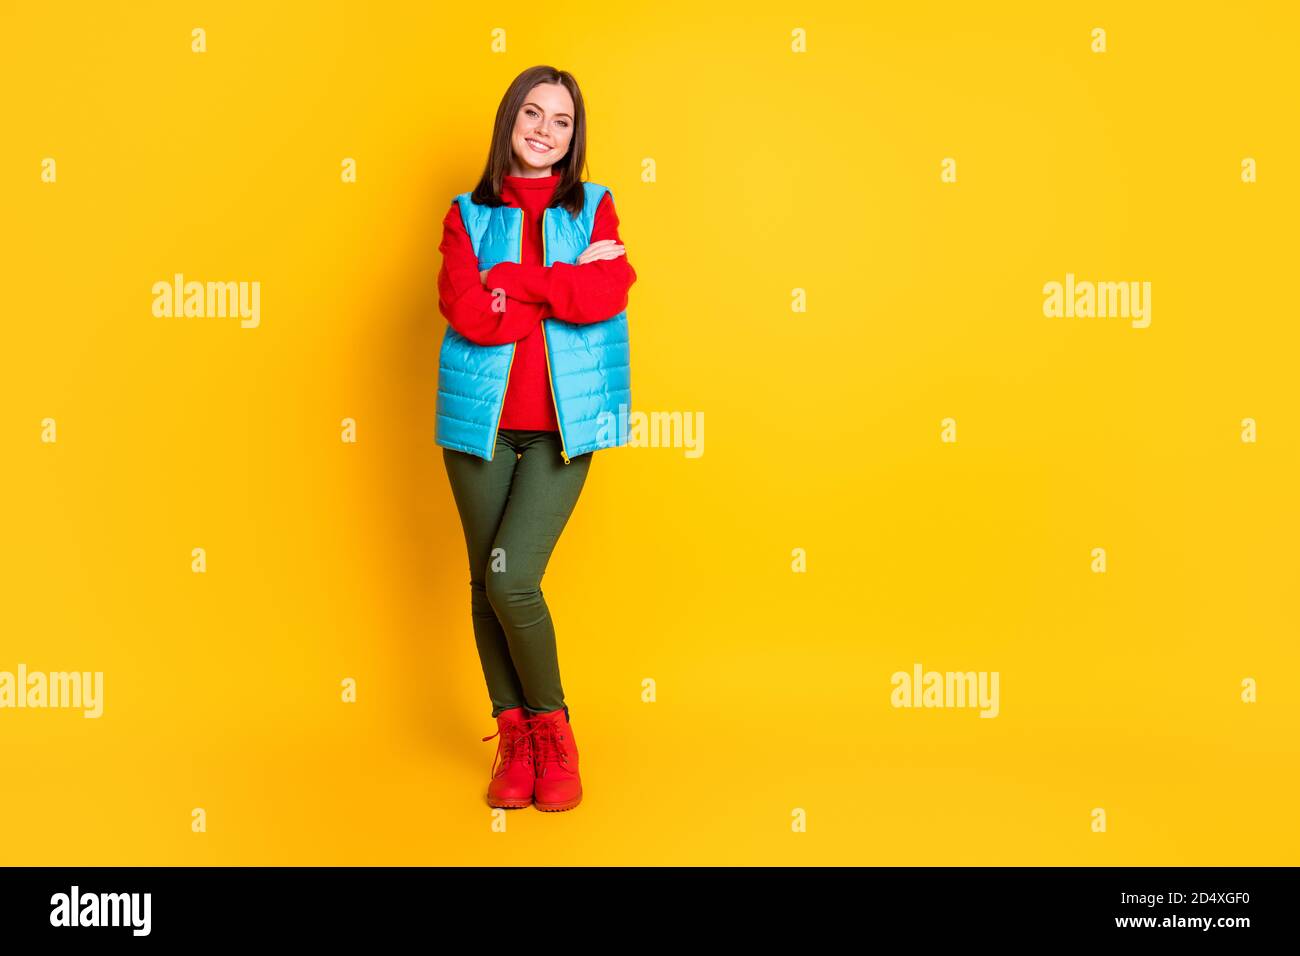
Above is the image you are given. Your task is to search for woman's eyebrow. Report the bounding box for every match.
[523,101,573,120]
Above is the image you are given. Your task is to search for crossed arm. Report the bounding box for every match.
[437,192,637,347]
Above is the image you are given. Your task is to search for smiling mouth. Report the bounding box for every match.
[525,137,553,153]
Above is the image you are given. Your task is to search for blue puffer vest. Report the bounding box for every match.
[435,180,631,464]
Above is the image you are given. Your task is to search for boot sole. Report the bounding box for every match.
[534,793,582,811]
[485,795,534,808]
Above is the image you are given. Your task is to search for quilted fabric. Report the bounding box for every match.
[435,181,631,462]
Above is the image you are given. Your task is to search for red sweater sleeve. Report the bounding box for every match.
[437,202,549,346]
[483,191,637,324]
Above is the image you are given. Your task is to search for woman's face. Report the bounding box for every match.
[508,82,574,176]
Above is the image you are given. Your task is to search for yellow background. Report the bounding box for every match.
[1,1,1296,865]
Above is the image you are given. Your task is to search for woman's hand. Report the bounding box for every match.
[479,268,490,286]
[575,240,625,265]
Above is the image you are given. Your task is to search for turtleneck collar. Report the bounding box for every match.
[503,172,561,189]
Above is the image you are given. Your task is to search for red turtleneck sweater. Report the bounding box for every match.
[437,173,637,431]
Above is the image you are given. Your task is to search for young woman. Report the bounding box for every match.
[435,66,636,812]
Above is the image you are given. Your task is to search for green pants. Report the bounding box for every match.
[442,428,594,722]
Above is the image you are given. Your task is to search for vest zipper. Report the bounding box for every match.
[489,344,516,461]
[486,206,525,463]
[540,207,571,464]
[541,323,570,464]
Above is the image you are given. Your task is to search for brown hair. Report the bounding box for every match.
[470,65,589,219]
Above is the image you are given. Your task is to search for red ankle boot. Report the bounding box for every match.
[528,707,582,811]
[481,706,535,808]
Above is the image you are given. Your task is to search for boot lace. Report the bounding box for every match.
[481,719,533,778]
[528,717,572,777]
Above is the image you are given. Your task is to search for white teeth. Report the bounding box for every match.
[526,138,551,152]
